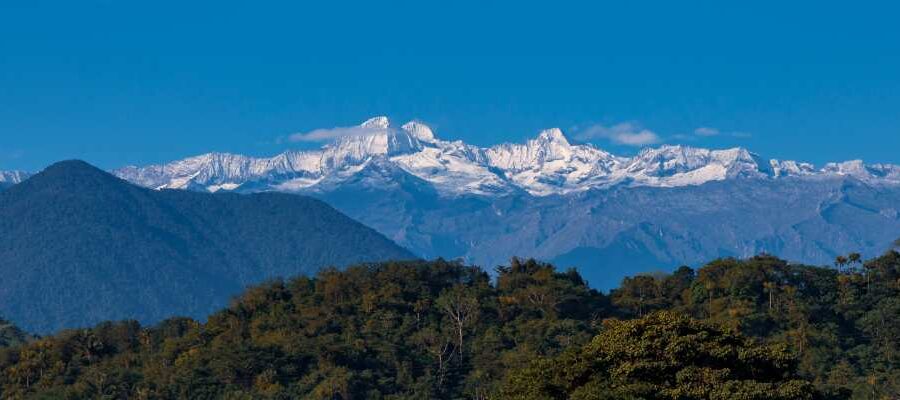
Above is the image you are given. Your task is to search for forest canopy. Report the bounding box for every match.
[0,252,898,399]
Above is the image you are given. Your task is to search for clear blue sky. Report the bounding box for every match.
[2,1,899,171]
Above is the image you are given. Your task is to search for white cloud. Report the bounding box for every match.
[575,122,661,146]
[287,126,386,143]
[694,127,720,137]
[691,126,751,139]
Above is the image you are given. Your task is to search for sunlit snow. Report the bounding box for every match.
[109,117,900,197]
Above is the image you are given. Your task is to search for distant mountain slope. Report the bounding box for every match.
[0,161,414,333]
[101,117,900,290]
[315,172,900,289]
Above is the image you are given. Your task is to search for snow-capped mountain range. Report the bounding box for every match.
[110,117,900,197]
[3,117,900,290]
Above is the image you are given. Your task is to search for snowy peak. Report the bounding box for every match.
[479,128,625,195]
[536,128,570,145]
[770,159,817,177]
[621,145,773,187]
[628,146,764,174]
[818,160,900,183]
[823,160,868,177]
[360,116,390,129]
[327,128,419,158]
[0,170,30,184]
[401,121,437,143]
[114,152,272,191]
[110,119,900,197]
[487,128,585,171]
[866,163,900,180]
[628,145,712,175]
[325,117,423,162]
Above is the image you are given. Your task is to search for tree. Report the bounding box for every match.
[835,255,849,273]
[415,327,455,387]
[437,284,481,359]
[611,275,665,317]
[847,253,861,273]
[501,311,830,400]
[763,281,777,311]
[862,260,876,293]
[4,255,894,399]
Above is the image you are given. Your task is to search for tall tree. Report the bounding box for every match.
[835,255,849,273]
[437,284,481,359]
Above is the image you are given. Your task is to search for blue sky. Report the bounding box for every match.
[1,1,899,171]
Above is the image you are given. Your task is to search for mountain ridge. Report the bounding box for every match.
[0,160,414,333]
[4,120,899,291]
[103,117,900,197]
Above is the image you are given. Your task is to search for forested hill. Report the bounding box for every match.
[0,253,897,399]
[0,160,415,334]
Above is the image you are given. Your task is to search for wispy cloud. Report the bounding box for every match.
[575,122,661,146]
[663,127,753,143]
[286,125,386,143]
[694,127,720,137]
[691,126,751,139]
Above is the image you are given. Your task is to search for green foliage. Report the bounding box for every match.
[0,258,605,399]
[501,311,826,400]
[0,252,897,399]
[607,253,900,399]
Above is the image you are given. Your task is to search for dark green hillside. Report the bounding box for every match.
[0,161,414,333]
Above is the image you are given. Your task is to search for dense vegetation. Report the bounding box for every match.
[0,251,897,399]
[501,312,829,400]
[0,160,413,333]
[0,319,30,349]
[608,253,900,398]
